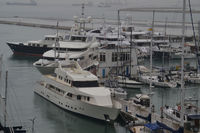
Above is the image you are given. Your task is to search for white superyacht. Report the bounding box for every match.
[34,61,121,121]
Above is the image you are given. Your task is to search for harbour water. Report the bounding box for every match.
[0,0,200,132]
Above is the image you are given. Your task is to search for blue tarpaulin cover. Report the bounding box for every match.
[144,122,162,131]
[144,121,183,133]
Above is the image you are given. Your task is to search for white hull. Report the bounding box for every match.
[185,75,200,84]
[34,85,120,121]
[118,82,143,89]
[35,66,56,75]
[117,76,143,89]
[139,76,177,88]
[170,53,196,59]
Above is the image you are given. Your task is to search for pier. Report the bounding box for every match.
[118,98,198,133]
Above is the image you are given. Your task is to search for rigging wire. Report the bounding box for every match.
[188,0,199,74]
[8,76,26,126]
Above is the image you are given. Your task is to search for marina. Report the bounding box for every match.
[0,0,200,133]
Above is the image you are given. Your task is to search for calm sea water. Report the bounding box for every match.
[0,1,200,133]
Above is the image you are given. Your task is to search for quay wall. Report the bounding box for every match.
[0,17,198,36]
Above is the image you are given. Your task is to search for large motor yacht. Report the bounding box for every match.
[34,61,121,121]
[33,33,99,75]
[6,34,64,56]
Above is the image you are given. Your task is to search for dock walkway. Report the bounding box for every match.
[118,98,181,131]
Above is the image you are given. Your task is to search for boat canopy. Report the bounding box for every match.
[188,114,200,120]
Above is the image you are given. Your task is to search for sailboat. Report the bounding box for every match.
[0,55,27,133]
[162,0,200,132]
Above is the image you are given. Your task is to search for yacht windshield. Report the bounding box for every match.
[72,81,99,87]
[71,36,87,42]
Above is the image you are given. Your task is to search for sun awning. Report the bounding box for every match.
[188,115,200,120]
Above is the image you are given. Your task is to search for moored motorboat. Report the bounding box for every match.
[139,75,177,88]
[117,76,144,89]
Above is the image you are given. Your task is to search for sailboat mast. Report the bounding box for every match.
[56,21,59,59]
[198,21,200,73]
[81,3,85,31]
[130,26,132,77]
[150,11,155,112]
[180,0,186,127]
[117,10,120,76]
[4,71,8,127]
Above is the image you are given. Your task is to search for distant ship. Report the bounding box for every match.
[72,1,93,7]
[6,0,37,6]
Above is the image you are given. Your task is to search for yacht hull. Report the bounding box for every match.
[7,42,51,56]
[117,78,143,89]
[34,85,120,121]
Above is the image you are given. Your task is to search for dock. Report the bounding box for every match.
[117,98,188,132]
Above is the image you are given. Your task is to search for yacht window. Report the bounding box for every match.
[32,44,35,47]
[77,95,81,100]
[28,43,31,46]
[65,35,70,40]
[100,53,106,62]
[91,30,100,33]
[71,36,87,42]
[87,36,93,42]
[176,112,180,118]
[56,37,60,41]
[93,56,97,60]
[79,56,84,60]
[43,45,47,47]
[87,97,90,101]
[67,93,73,97]
[141,99,150,107]
[68,48,87,52]
[37,44,40,47]
[72,81,99,87]
[89,54,93,58]
[56,48,66,51]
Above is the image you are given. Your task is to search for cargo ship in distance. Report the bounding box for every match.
[6,0,37,6]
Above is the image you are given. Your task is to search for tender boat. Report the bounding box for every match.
[34,61,121,122]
